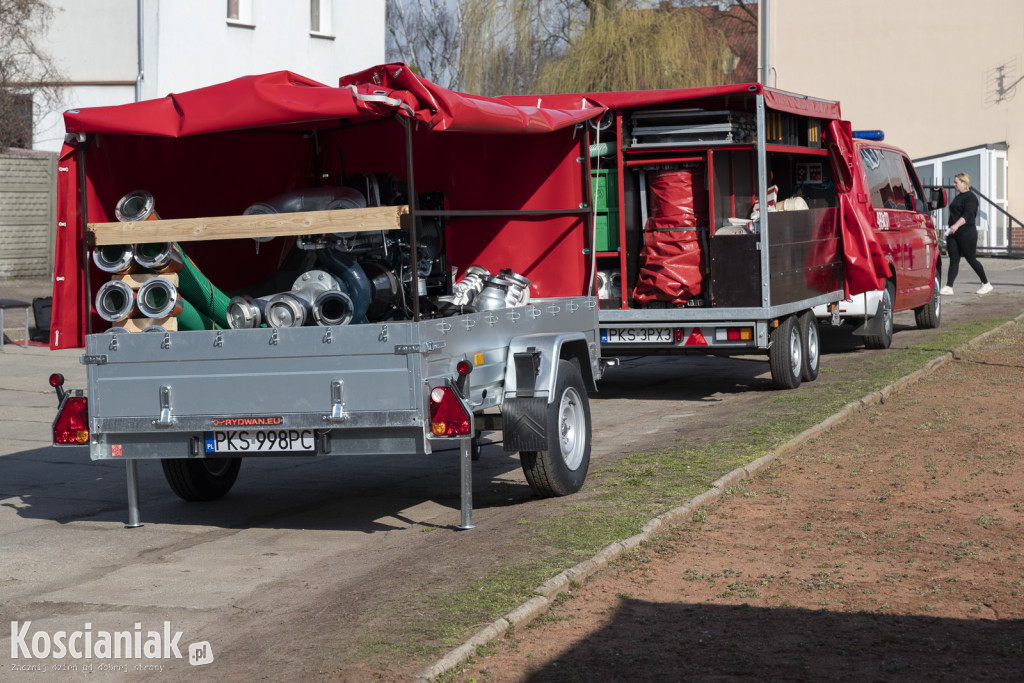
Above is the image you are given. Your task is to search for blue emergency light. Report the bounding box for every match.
[852,130,885,141]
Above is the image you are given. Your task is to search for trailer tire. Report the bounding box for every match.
[914,274,941,329]
[161,457,241,502]
[519,360,591,497]
[865,282,895,349]
[798,311,820,382]
[769,315,802,389]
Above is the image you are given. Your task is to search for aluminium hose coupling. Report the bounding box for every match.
[133,242,184,273]
[311,290,355,326]
[227,294,272,329]
[136,277,184,318]
[93,244,136,274]
[95,280,138,322]
[264,269,344,328]
[115,190,159,222]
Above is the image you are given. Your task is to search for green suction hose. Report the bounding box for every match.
[177,297,220,331]
[174,243,231,329]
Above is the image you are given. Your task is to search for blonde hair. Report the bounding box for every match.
[955,172,971,189]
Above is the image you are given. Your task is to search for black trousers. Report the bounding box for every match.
[946,225,988,286]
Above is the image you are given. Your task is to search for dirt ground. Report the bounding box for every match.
[454,321,1024,682]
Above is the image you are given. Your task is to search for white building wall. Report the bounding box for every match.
[31,0,385,153]
[768,0,1024,250]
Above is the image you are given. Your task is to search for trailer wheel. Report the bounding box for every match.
[470,435,483,461]
[914,274,941,329]
[161,457,241,502]
[865,283,895,349]
[769,315,802,389]
[798,311,820,382]
[519,360,591,497]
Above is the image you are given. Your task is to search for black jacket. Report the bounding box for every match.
[948,190,978,228]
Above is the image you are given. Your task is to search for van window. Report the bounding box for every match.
[902,156,928,213]
[860,147,911,210]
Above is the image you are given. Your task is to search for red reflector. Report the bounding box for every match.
[54,396,89,444]
[429,386,471,437]
[674,328,684,344]
[685,328,708,346]
[727,328,740,341]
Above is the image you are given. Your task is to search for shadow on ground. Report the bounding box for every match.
[524,599,1024,682]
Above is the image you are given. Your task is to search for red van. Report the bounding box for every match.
[813,134,947,348]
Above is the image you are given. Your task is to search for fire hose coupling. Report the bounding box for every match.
[136,277,184,318]
[95,280,138,322]
[92,241,183,275]
[264,270,347,328]
[451,266,532,311]
[227,294,273,330]
[115,189,159,222]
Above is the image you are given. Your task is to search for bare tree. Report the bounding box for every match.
[0,0,64,150]
[385,0,463,89]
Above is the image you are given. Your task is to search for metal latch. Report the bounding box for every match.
[394,340,446,355]
[153,385,173,427]
[329,380,346,422]
[80,354,108,365]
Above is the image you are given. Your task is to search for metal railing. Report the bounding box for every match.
[933,184,1022,258]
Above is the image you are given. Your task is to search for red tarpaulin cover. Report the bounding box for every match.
[825,119,888,295]
[632,168,708,305]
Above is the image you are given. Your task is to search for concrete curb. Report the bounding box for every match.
[415,314,1024,682]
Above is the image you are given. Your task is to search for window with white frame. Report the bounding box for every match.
[227,0,253,26]
[310,0,333,37]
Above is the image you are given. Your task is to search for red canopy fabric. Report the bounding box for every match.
[503,83,842,121]
[63,64,605,138]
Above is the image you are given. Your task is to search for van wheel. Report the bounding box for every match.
[769,315,802,389]
[865,283,895,349]
[914,274,941,329]
[520,360,591,497]
[161,457,241,501]
[798,311,820,382]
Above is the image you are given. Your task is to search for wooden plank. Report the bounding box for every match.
[87,205,409,246]
[110,316,179,333]
[115,272,179,288]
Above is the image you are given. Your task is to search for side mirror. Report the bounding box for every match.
[925,186,948,211]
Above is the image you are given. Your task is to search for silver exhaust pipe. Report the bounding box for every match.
[93,244,136,274]
[95,280,137,322]
[136,277,184,318]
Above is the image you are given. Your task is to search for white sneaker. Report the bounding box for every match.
[939,286,954,295]
[976,282,993,295]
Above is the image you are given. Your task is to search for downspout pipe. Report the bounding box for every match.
[135,0,144,102]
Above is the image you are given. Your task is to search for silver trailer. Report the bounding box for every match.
[55,297,602,529]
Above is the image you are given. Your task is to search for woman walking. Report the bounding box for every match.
[940,172,993,296]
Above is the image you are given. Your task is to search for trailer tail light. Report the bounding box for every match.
[674,328,684,344]
[54,395,90,444]
[429,386,471,437]
[715,327,754,342]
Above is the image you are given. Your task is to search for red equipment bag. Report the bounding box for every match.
[632,167,708,305]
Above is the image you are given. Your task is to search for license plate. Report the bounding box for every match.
[204,430,316,453]
[601,327,673,343]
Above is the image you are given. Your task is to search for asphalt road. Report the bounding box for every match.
[2,257,1022,678]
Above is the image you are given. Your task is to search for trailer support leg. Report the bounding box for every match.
[125,460,144,529]
[458,437,476,530]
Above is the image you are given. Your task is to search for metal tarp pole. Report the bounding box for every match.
[400,116,421,322]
